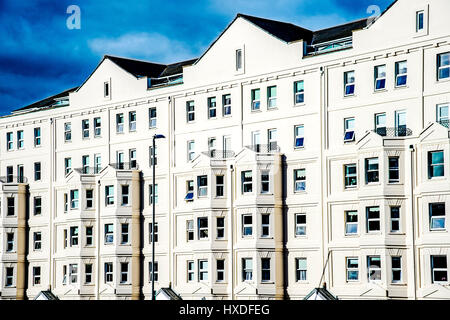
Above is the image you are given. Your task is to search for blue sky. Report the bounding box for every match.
[0,0,393,115]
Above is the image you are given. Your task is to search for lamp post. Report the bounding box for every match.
[151,134,165,300]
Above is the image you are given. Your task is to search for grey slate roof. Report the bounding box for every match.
[304,287,338,300]
[156,287,183,300]
[12,87,78,113]
[34,290,59,300]
[105,55,167,78]
[311,18,370,45]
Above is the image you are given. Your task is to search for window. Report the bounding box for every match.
[216,175,224,197]
[392,256,402,283]
[149,107,157,128]
[260,214,270,237]
[94,117,101,137]
[17,165,24,183]
[388,157,400,183]
[236,49,243,71]
[294,125,305,148]
[63,193,68,213]
[70,189,79,209]
[199,260,208,281]
[296,258,307,281]
[6,232,14,252]
[82,119,89,138]
[86,189,93,209]
[367,256,381,281]
[62,265,67,284]
[64,122,71,142]
[34,162,41,181]
[6,132,13,150]
[344,71,355,96]
[374,65,386,90]
[430,203,446,230]
[69,264,78,283]
[431,255,448,283]
[185,180,194,202]
[344,164,357,188]
[295,213,306,236]
[217,259,225,282]
[33,266,41,285]
[208,137,216,157]
[268,129,277,152]
[395,61,407,87]
[121,223,129,244]
[17,130,24,149]
[186,220,194,241]
[294,169,306,192]
[242,258,253,281]
[7,197,15,216]
[267,86,277,109]
[63,229,67,249]
[261,171,270,194]
[395,110,407,136]
[85,264,93,284]
[129,111,136,132]
[367,207,381,232]
[34,127,41,146]
[148,146,157,166]
[198,217,208,239]
[149,222,158,243]
[223,94,232,116]
[5,267,14,287]
[105,185,114,206]
[375,113,387,136]
[33,232,42,250]
[242,215,253,237]
[149,262,158,282]
[197,176,207,197]
[365,158,379,184]
[346,258,359,281]
[186,101,195,122]
[116,113,124,133]
[104,262,113,283]
[390,207,401,232]
[294,80,304,104]
[120,263,129,283]
[208,97,217,119]
[251,88,260,111]
[33,197,42,215]
[149,184,158,205]
[241,171,252,194]
[65,157,72,175]
[105,224,114,244]
[437,104,449,127]
[187,261,195,282]
[416,10,424,32]
[344,118,355,142]
[86,226,93,246]
[94,154,102,173]
[82,155,90,174]
[187,140,195,161]
[104,81,110,97]
[217,217,225,239]
[345,211,358,235]
[121,185,129,206]
[261,258,271,282]
[6,166,13,183]
[438,53,450,80]
[70,226,79,246]
[428,151,444,178]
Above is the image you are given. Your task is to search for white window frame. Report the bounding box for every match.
[391,256,402,283]
[294,125,304,149]
[82,155,90,174]
[149,262,158,282]
[105,185,114,206]
[69,263,78,284]
[121,223,129,244]
[431,255,448,284]
[104,262,113,283]
[216,216,225,239]
[197,175,207,197]
[64,122,72,142]
[17,130,24,149]
[129,111,136,132]
[344,71,355,96]
[294,169,306,192]
[222,94,231,116]
[365,158,379,184]
[261,171,270,194]
[295,213,306,237]
[70,189,79,209]
[344,117,355,142]
[208,97,217,119]
[187,220,194,241]
[242,214,253,237]
[438,52,450,81]
[430,203,446,231]
[242,258,253,282]
[374,65,386,91]
[216,259,225,282]
[261,258,271,282]
[294,80,305,105]
[149,107,157,128]
[388,156,400,183]
[346,257,359,282]
[261,214,270,237]
[395,61,408,87]
[120,262,129,283]
[34,127,41,147]
[345,211,358,235]
[94,117,101,137]
[186,101,195,122]
[187,261,195,282]
[344,163,357,188]
[104,224,114,244]
[198,217,208,239]
[116,113,124,133]
[242,171,253,194]
[366,207,381,233]
[94,154,101,173]
[251,88,260,111]
[6,132,13,150]
[367,256,382,282]
[187,140,195,161]
[121,185,129,206]
[82,119,90,139]
[296,258,307,282]
[33,232,42,251]
[267,86,277,109]
[198,260,208,281]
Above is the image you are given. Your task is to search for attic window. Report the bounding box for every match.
[416,11,424,32]
[236,49,243,71]
[104,82,110,97]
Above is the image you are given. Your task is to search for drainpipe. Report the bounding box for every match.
[229,164,235,299]
[409,144,417,300]
[49,117,55,291]
[96,179,101,300]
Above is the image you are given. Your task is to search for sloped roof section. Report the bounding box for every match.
[156,287,183,300]
[304,287,338,300]
[312,18,370,44]
[238,13,313,43]
[11,87,78,113]
[105,55,167,78]
[159,58,198,78]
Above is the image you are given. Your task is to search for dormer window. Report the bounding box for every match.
[236,49,243,71]
[104,81,110,98]
[416,10,424,32]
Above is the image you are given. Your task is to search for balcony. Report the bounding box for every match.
[0,176,28,184]
[306,36,353,56]
[147,74,183,89]
[201,150,235,159]
[245,143,280,153]
[373,127,412,137]
[74,167,102,175]
[438,119,449,129]
[110,162,139,170]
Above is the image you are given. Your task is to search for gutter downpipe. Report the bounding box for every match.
[410,145,417,300]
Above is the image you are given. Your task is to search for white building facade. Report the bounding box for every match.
[1,0,450,300]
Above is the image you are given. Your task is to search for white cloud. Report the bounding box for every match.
[88,32,197,64]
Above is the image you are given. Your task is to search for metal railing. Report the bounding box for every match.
[0,176,28,184]
[373,127,413,137]
[110,162,139,170]
[438,119,449,129]
[245,143,280,153]
[201,150,235,159]
[74,167,102,175]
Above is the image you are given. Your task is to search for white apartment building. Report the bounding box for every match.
[0,0,450,300]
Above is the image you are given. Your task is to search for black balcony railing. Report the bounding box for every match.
[110,162,139,170]
[0,176,28,184]
[245,143,280,153]
[201,150,235,159]
[74,167,103,175]
[438,119,449,129]
[373,127,412,137]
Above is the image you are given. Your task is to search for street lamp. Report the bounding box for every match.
[151,134,165,300]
